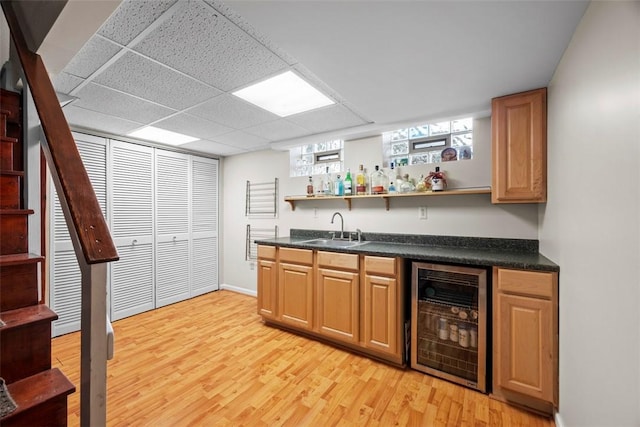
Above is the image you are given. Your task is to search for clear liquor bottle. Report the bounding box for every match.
[323,166,333,195]
[370,165,388,194]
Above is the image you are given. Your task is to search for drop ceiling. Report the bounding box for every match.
[51,0,589,157]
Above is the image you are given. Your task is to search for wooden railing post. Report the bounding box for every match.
[80,262,108,427]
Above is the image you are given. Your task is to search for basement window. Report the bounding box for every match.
[383,118,473,166]
[290,140,343,177]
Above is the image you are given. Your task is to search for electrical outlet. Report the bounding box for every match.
[418,206,427,220]
[249,262,256,270]
[314,207,318,218]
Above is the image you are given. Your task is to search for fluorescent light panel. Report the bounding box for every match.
[233,71,335,117]
[128,126,199,146]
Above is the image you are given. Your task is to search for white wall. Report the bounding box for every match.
[539,2,640,426]
[0,10,8,67]
[222,117,540,294]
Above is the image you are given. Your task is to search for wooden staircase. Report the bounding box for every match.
[0,89,75,426]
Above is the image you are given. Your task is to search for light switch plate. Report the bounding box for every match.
[418,206,427,220]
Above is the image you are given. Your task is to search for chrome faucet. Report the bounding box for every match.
[330,212,344,239]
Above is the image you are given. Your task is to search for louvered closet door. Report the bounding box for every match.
[191,156,219,296]
[110,140,155,321]
[50,132,107,336]
[155,150,191,307]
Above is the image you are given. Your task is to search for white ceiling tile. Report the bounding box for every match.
[153,113,232,140]
[180,139,246,156]
[98,0,179,46]
[74,83,175,124]
[204,0,297,66]
[188,94,278,129]
[213,130,270,150]
[132,1,288,91]
[64,36,122,79]
[287,104,369,134]
[53,72,84,94]
[63,105,144,135]
[244,120,310,141]
[93,51,221,110]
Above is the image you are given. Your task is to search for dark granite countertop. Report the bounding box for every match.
[255,229,559,272]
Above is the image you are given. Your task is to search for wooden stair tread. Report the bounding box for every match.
[0,136,18,144]
[0,170,23,176]
[1,368,75,422]
[0,253,44,266]
[0,304,58,330]
[0,209,34,215]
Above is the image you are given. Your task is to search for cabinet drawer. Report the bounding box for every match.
[364,256,396,276]
[257,245,276,260]
[279,247,313,265]
[317,251,358,271]
[496,268,556,299]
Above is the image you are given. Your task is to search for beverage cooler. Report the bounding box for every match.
[411,262,487,392]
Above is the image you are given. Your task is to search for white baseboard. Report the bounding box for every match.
[554,410,564,427]
[220,283,257,297]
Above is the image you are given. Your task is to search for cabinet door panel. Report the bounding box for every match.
[257,259,277,319]
[363,275,397,355]
[191,156,219,295]
[492,88,546,203]
[51,134,107,335]
[110,141,155,321]
[278,263,313,330]
[495,293,553,402]
[155,150,190,307]
[317,268,359,343]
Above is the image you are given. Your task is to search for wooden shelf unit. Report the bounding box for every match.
[285,187,492,211]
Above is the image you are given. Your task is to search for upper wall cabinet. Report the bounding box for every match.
[491,88,547,204]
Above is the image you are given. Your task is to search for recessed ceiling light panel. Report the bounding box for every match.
[232,71,335,117]
[128,126,199,146]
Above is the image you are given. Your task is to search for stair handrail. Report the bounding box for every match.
[1,3,117,265]
[2,2,118,427]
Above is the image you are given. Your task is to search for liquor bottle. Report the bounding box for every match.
[370,165,388,194]
[323,167,333,195]
[306,176,314,197]
[334,174,344,196]
[344,168,353,196]
[388,162,396,186]
[430,166,446,191]
[356,164,367,195]
[388,180,396,193]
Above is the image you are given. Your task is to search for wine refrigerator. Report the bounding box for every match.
[411,262,487,392]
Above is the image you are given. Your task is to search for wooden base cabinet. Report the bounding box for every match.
[362,256,403,362]
[257,246,277,319]
[256,246,405,365]
[278,248,314,330]
[316,251,359,344]
[492,267,558,414]
[492,88,547,204]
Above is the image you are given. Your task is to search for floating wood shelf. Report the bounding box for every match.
[284,188,492,211]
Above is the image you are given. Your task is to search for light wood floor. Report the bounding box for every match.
[52,290,555,426]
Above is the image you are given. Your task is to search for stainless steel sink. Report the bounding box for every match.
[299,238,369,248]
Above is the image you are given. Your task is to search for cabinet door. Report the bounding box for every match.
[492,88,547,203]
[363,274,398,356]
[257,259,277,319]
[110,140,155,321]
[50,133,107,336]
[191,156,219,296]
[155,150,191,308]
[278,262,313,330]
[316,268,359,344]
[494,292,554,402]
